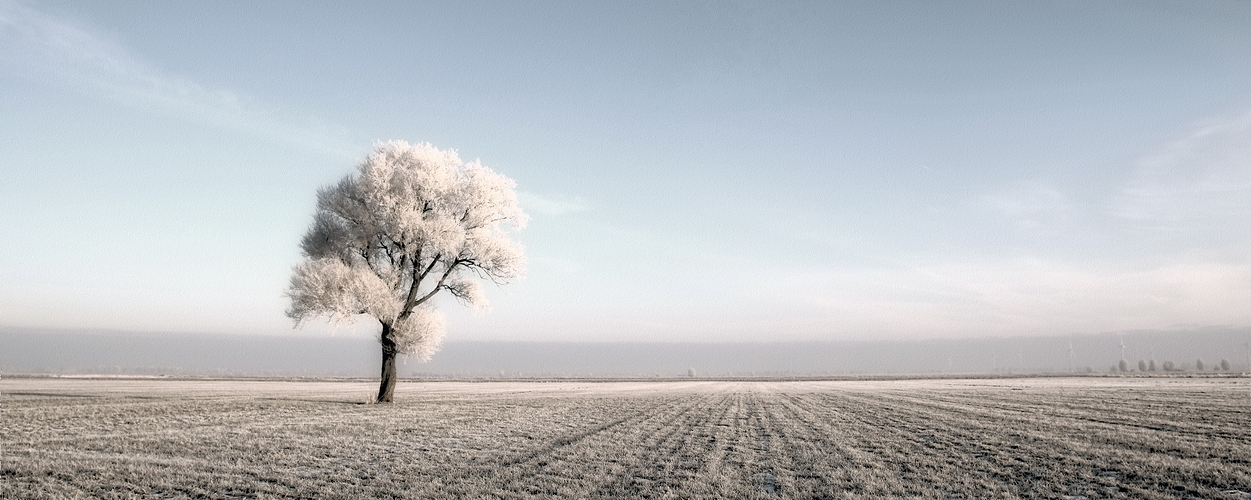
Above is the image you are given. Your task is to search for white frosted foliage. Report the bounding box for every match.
[286,141,526,359]
[392,305,446,361]
[288,258,400,321]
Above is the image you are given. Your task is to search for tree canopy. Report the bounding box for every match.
[286,141,526,400]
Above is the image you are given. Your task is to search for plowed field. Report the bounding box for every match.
[4,377,1249,499]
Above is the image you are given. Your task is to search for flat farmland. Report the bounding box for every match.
[3,377,1250,499]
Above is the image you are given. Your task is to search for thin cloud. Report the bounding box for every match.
[517,192,591,216]
[1110,109,1251,230]
[532,257,584,274]
[0,0,356,157]
[974,182,1074,236]
[752,256,1251,338]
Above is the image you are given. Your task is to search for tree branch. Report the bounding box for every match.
[401,253,442,316]
[394,253,408,291]
[417,252,441,283]
[411,259,463,309]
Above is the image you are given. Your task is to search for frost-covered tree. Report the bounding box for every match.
[1118,359,1129,373]
[1220,358,1231,371]
[1138,359,1148,372]
[286,141,526,402]
[1195,359,1206,371]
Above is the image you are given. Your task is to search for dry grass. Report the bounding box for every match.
[3,377,1250,499]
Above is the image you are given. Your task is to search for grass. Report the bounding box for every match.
[3,377,1250,499]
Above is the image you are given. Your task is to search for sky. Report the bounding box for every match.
[2,0,1251,343]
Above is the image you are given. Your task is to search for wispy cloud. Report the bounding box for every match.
[531,256,584,274]
[518,192,591,216]
[974,181,1074,236]
[749,255,1251,338]
[0,0,356,156]
[1110,110,1251,230]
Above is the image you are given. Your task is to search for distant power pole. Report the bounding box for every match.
[1068,337,1076,373]
[1244,337,1250,375]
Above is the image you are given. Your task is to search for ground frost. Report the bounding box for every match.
[2,377,1248,499]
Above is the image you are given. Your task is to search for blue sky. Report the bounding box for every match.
[2,0,1251,342]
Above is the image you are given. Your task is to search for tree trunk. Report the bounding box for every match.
[377,322,398,403]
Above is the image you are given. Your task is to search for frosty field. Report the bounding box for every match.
[3,377,1250,499]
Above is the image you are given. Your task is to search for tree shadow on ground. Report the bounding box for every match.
[258,397,368,406]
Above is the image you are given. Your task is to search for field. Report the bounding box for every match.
[3,376,1250,499]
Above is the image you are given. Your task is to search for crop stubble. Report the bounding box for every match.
[2,377,1249,499]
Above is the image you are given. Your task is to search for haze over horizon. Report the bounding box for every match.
[4,1,1251,344]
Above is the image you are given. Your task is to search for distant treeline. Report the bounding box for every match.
[1,326,1248,377]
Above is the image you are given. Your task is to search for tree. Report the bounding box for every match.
[1118,359,1129,373]
[286,141,526,402]
[1195,359,1205,371]
[1138,359,1147,372]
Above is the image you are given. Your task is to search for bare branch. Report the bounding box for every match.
[417,252,441,284]
[412,259,463,309]
[401,252,438,316]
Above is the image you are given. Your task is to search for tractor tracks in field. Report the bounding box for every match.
[871,389,1251,470]
[442,390,739,498]
[468,385,816,499]
[920,390,1251,443]
[832,390,1150,498]
[822,389,1251,499]
[585,391,750,498]
[799,390,1072,498]
[9,380,1251,499]
[768,390,1017,498]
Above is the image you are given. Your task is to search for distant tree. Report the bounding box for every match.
[688,368,697,378]
[286,141,527,403]
[1162,360,1175,372]
[1221,359,1231,371]
[1118,359,1129,373]
[1195,359,1206,371]
[1148,359,1158,372]
[1138,359,1148,372]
